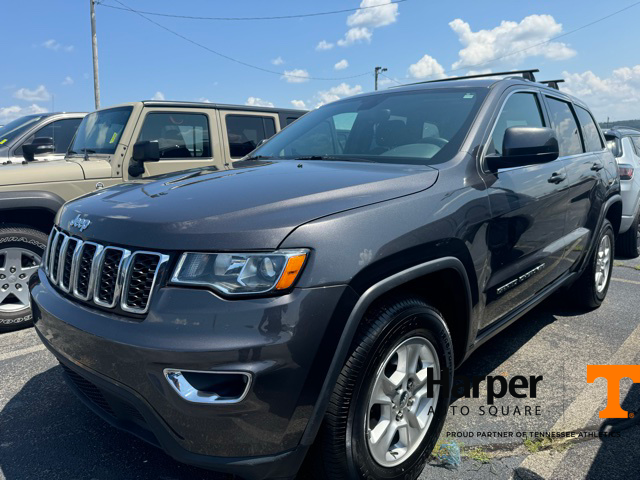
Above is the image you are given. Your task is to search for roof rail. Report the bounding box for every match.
[540,79,565,90]
[394,69,539,88]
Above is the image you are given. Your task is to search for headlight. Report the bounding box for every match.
[170,249,309,295]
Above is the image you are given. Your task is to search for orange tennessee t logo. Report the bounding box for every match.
[587,365,640,418]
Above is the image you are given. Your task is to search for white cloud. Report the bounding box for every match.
[271,56,284,66]
[562,66,640,121]
[13,85,51,102]
[450,15,576,70]
[283,69,310,83]
[0,104,48,124]
[246,97,275,107]
[347,0,399,28]
[151,91,165,100]
[291,99,307,109]
[337,27,373,47]
[61,76,74,86]
[316,40,334,51]
[198,97,211,103]
[338,0,399,47]
[408,54,446,80]
[42,39,74,52]
[334,59,349,70]
[314,83,363,108]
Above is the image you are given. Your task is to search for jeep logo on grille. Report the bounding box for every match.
[69,214,91,232]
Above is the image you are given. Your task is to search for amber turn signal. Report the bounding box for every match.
[275,254,307,290]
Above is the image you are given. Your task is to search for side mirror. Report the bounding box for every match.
[132,140,160,162]
[486,127,559,171]
[22,137,54,161]
[129,140,160,177]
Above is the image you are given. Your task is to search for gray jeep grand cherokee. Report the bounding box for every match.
[31,70,621,480]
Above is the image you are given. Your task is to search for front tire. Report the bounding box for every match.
[306,296,454,480]
[0,226,48,332]
[570,220,615,309]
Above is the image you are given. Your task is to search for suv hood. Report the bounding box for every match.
[58,160,438,250]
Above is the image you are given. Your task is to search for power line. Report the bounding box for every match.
[97,0,408,21]
[387,0,640,86]
[108,0,373,82]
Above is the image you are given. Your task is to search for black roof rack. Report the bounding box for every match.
[540,79,565,90]
[394,69,539,88]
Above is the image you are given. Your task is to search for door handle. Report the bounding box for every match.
[591,162,604,171]
[548,172,567,184]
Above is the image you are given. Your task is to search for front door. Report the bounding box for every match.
[12,118,82,163]
[481,90,570,327]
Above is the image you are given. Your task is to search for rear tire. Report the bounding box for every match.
[617,212,640,258]
[304,296,454,480]
[570,220,615,310]
[0,226,48,332]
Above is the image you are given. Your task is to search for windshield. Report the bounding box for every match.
[249,88,487,165]
[69,106,132,155]
[0,115,48,146]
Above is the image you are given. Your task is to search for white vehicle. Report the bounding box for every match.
[604,127,640,257]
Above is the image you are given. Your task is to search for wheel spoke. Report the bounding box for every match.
[3,249,22,268]
[19,264,39,278]
[14,288,30,307]
[405,344,421,376]
[0,289,10,304]
[370,420,398,460]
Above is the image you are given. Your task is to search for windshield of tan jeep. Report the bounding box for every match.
[68,106,132,156]
[249,88,486,165]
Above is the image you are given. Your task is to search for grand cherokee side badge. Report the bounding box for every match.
[69,214,91,232]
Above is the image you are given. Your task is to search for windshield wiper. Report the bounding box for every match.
[243,154,273,160]
[294,155,377,163]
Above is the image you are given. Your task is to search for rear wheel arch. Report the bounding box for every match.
[605,196,623,236]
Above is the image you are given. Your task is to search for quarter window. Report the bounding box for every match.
[138,113,211,159]
[16,118,83,155]
[488,92,545,156]
[226,115,277,158]
[575,106,604,152]
[545,97,584,157]
[630,136,640,154]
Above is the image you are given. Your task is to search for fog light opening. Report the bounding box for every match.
[164,369,251,405]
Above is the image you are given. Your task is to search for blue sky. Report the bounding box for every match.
[3,0,640,123]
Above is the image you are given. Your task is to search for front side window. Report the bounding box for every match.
[545,97,584,157]
[575,106,604,152]
[16,118,83,155]
[138,113,211,159]
[226,115,277,158]
[487,92,545,156]
[249,89,487,165]
[70,106,133,155]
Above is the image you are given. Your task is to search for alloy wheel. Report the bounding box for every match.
[595,234,611,293]
[0,248,41,313]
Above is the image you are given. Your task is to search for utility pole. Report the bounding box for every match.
[374,66,387,91]
[90,0,101,109]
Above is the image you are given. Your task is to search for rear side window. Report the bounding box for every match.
[138,113,211,159]
[488,92,545,156]
[575,106,604,152]
[545,97,584,157]
[226,115,276,158]
[631,136,640,154]
[16,118,83,154]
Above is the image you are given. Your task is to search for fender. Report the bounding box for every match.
[0,190,65,214]
[299,256,471,447]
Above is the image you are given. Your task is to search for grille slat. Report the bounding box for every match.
[45,227,167,315]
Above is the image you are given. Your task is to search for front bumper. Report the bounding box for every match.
[31,269,355,479]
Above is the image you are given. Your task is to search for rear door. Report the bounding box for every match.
[129,108,223,178]
[481,90,570,327]
[219,111,279,163]
[546,98,604,267]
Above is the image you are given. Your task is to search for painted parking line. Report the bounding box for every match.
[518,319,640,477]
[611,277,640,285]
[0,344,45,362]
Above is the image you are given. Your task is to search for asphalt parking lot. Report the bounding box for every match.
[1,258,639,480]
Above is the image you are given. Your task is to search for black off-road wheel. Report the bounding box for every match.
[617,212,640,258]
[570,220,615,310]
[0,226,48,332]
[304,296,454,480]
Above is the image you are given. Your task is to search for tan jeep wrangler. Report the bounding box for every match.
[0,100,305,330]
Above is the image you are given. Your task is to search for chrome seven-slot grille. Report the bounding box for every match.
[44,227,169,314]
